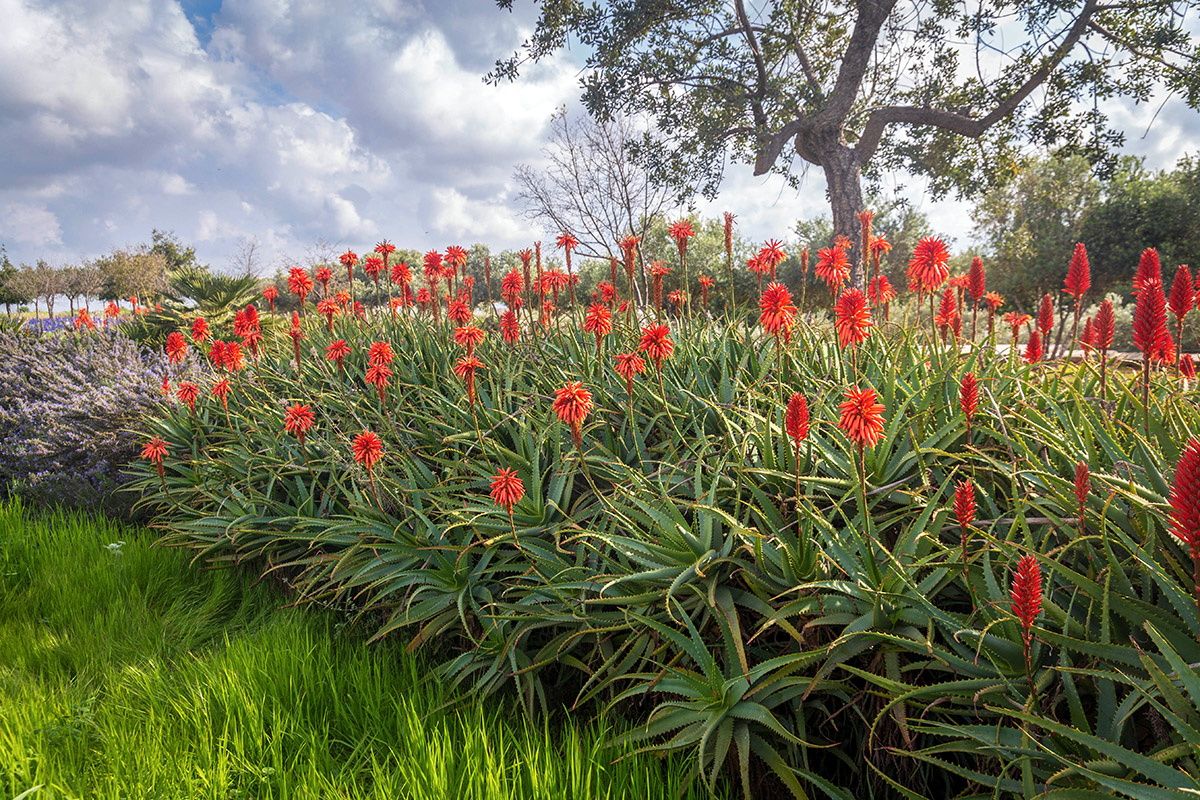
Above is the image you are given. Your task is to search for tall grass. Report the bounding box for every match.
[0,500,710,799]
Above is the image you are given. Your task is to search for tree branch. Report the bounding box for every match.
[855,0,1101,161]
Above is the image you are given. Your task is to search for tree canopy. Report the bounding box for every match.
[491,0,1200,285]
[973,153,1200,307]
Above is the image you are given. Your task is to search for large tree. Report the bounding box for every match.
[490,0,1199,287]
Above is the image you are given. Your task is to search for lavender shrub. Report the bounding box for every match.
[0,328,202,516]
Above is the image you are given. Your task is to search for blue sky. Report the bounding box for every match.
[0,0,1195,273]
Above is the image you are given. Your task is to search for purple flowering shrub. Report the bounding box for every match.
[0,329,201,516]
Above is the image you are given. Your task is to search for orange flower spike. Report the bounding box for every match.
[837,386,885,449]
[834,288,872,348]
[758,283,796,339]
[454,325,486,357]
[583,302,612,357]
[326,339,351,378]
[906,236,951,295]
[177,381,199,413]
[165,331,188,363]
[637,324,674,373]
[141,436,169,485]
[553,381,593,451]
[490,467,525,516]
[284,403,316,446]
[614,351,646,398]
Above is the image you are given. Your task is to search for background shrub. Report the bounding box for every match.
[0,328,200,517]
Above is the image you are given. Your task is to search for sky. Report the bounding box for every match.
[0,0,1196,273]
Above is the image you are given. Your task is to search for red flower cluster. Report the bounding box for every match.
[759,283,796,339]
[906,237,951,295]
[838,386,885,449]
[834,288,872,348]
[490,467,524,514]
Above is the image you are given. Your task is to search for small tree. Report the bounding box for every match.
[513,110,674,304]
[35,260,62,322]
[96,246,168,305]
[0,248,25,316]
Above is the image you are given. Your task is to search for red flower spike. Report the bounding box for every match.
[614,351,646,399]
[1063,243,1091,300]
[1169,264,1194,325]
[191,317,209,343]
[326,339,351,376]
[500,310,519,344]
[142,436,169,484]
[759,282,797,338]
[953,479,975,531]
[960,372,979,423]
[1010,554,1043,648]
[785,393,809,445]
[1080,317,1095,355]
[352,430,382,473]
[934,287,957,332]
[814,246,851,294]
[223,341,245,372]
[165,331,188,363]
[212,378,231,411]
[453,356,483,406]
[1182,353,1196,380]
[637,324,674,372]
[368,341,394,368]
[583,302,612,353]
[287,266,314,304]
[490,467,524,514]
[906,236,951,295]
[365,363,392,404]
[1074,461,1090,522]
[284,403,315,444]
[668,221,696,255]
[834,288,873,348]
[553,381,593,450]
[1037,294,1054,338]
[454,325,486,356]
[1094,300,1115,352]
[967,257,986,302]
[837,386,885,449]
[1133,278,1167,358]
[1134,247,1162,296]
[1023,329,1043,364]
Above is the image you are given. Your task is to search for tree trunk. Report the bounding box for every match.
[823,146,865,290]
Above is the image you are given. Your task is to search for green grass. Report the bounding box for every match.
[0,500,708,799]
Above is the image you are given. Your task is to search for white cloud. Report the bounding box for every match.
[0,203,63,247]
[427,186,527,242]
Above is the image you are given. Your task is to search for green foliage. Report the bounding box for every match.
[1080,155,1200,292]
[975,153,1200,308]
[125,270,264,345]
[129,302,1200,798]
[0,247,26,311]
[0,500,710,799]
